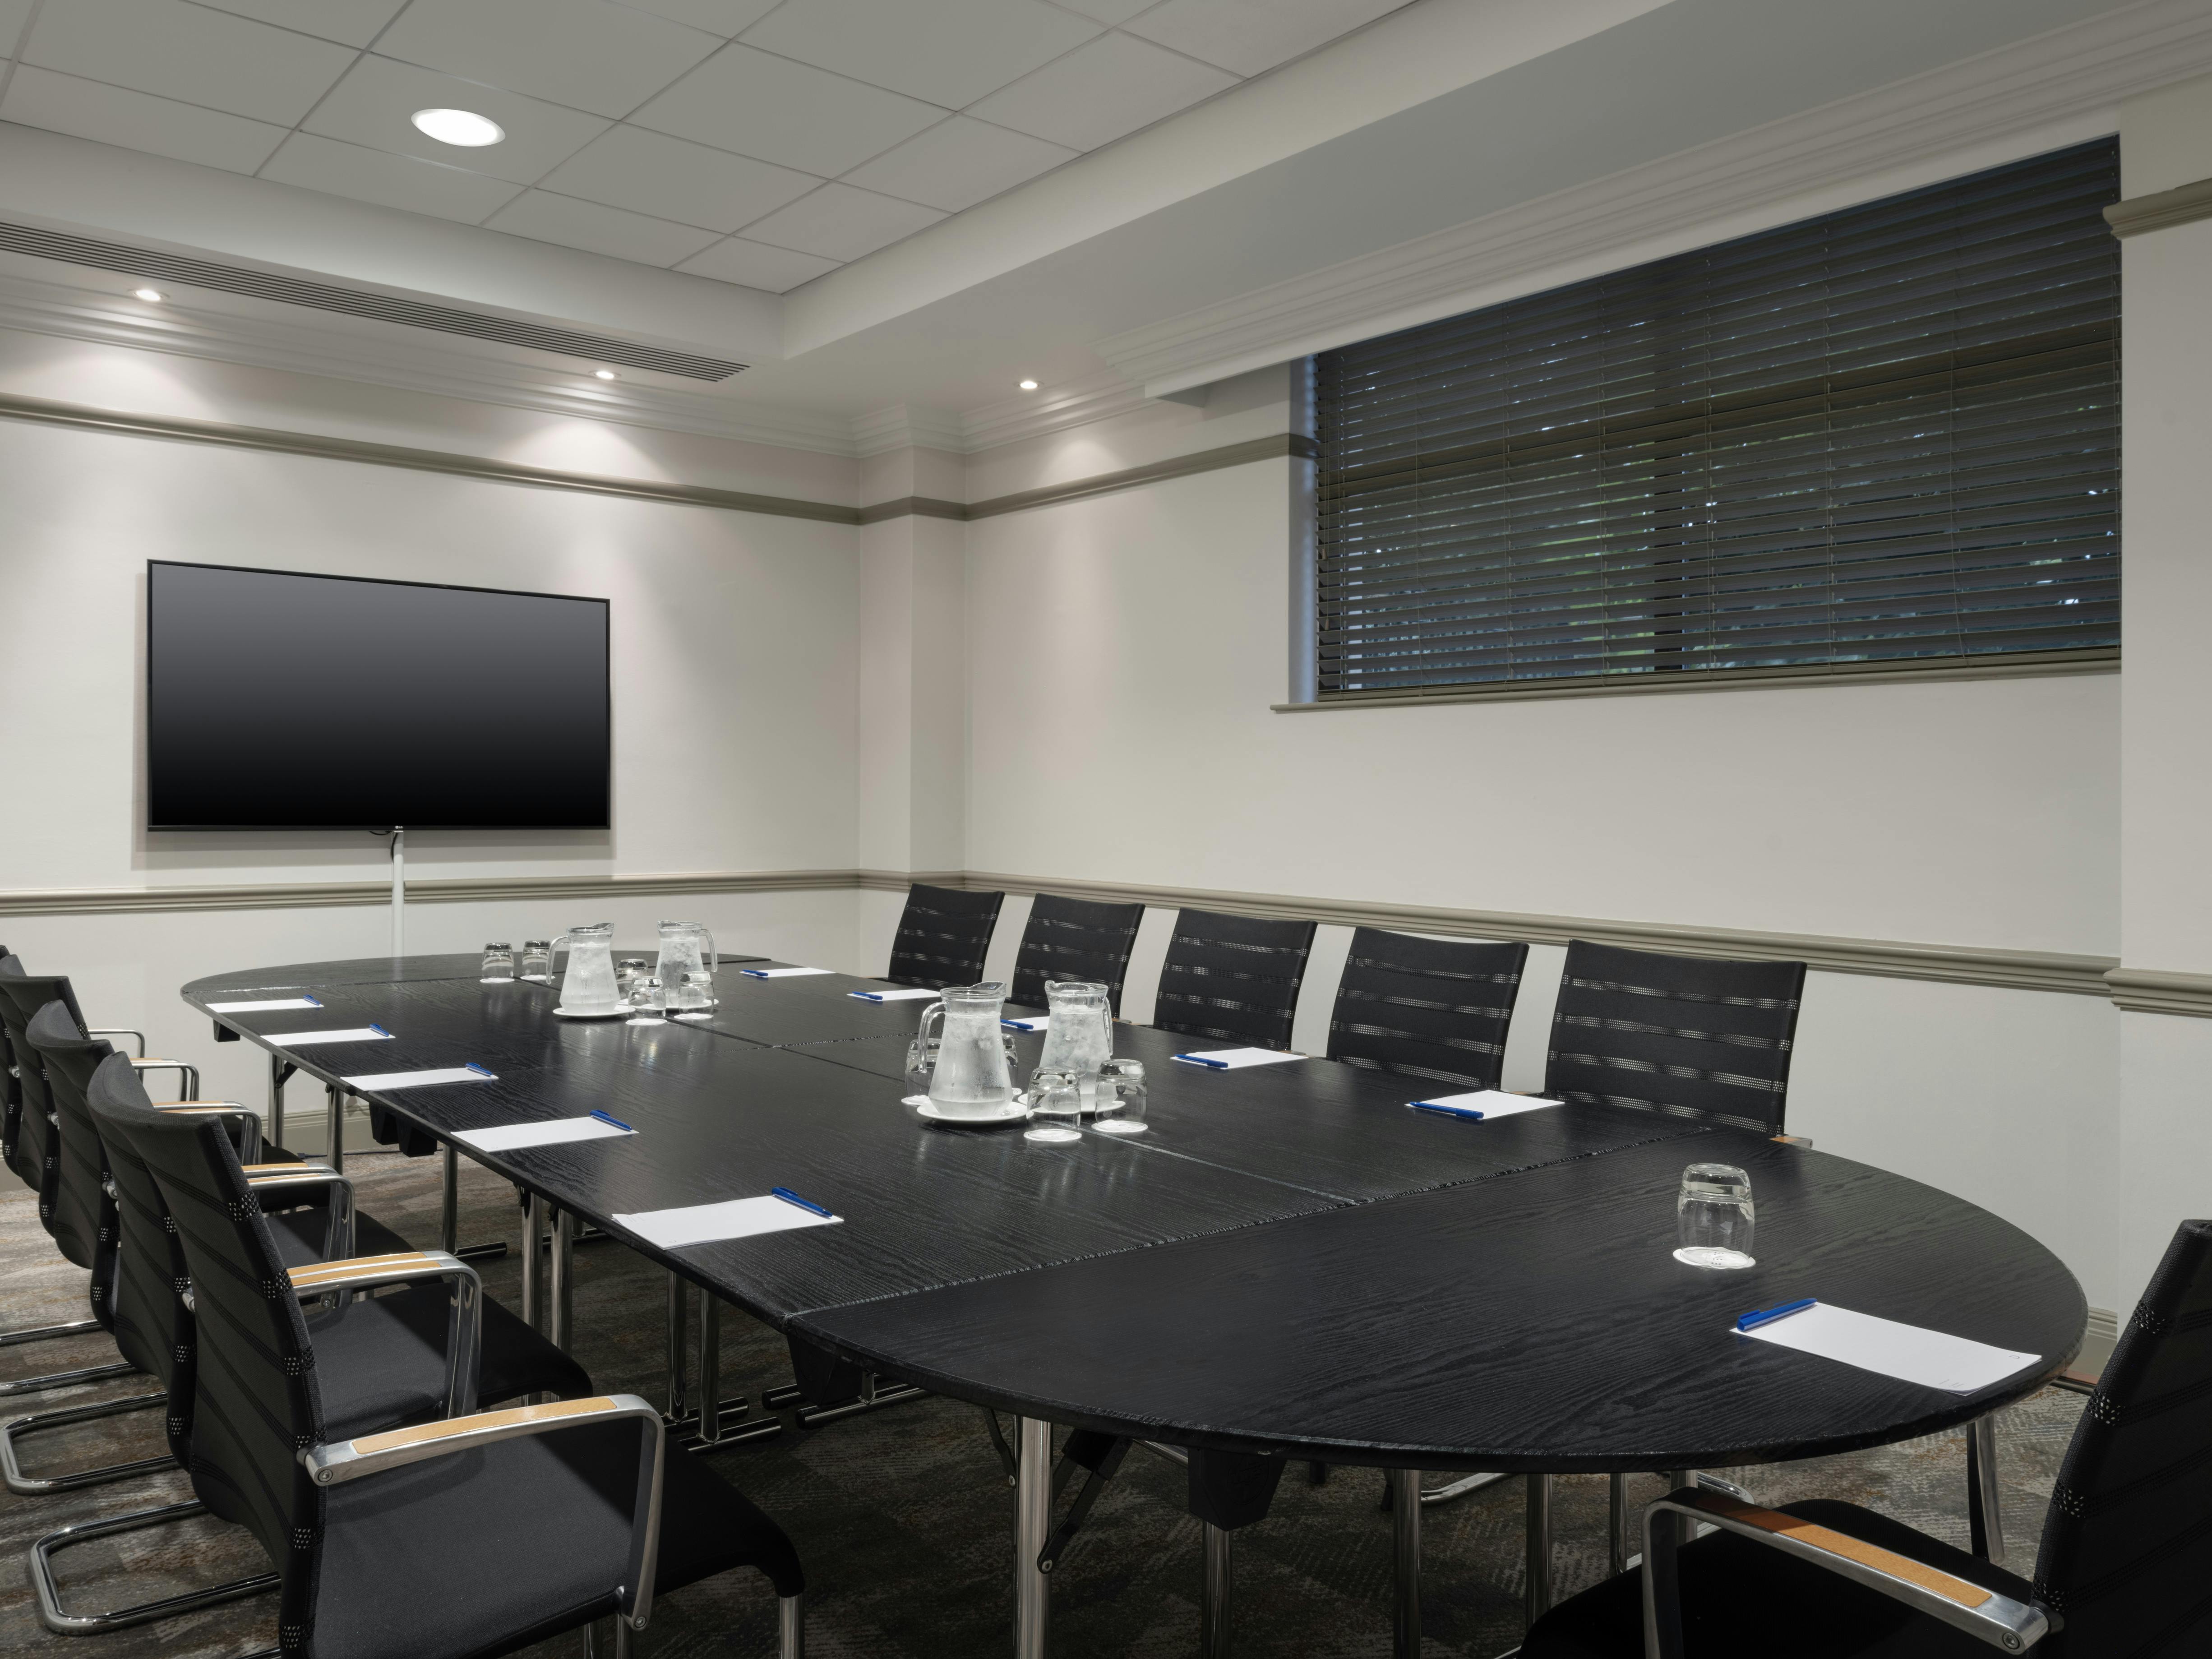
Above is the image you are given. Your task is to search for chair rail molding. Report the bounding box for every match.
[1096,0,2212,397]
[2105,968,2212,1017]
[2103,175,2212,236]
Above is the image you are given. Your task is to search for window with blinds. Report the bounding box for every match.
[1311,139,2120,699]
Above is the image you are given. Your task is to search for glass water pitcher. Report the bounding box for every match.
[1036,980,1113,1109]
[552,922,619,1014]
[656,920,719,1012]
[917,984,1014,1117]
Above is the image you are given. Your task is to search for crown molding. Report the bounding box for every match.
[853,371,1157,459]
[1098,0,2212,396]
[851,403,970,457]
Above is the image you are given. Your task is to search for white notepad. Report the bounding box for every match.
[740,966,834,979]
[1740,1303,2040,1394]
[613,1195,841,1249]
[207,996,323,1013]
[342,1066,494,1091]
[262,1026,393,1046]
[1173,1047,1307,1070]
[1410,1090,1561,1119]
[850,987,940,1003]
[453,1116,634,1154]
[1002,1016,1049,1032]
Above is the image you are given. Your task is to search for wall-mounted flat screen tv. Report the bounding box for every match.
[146,561,610,830]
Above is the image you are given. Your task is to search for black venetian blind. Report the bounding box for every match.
[1312,139,2120,697]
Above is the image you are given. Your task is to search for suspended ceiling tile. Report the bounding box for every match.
[304,55,611,185]
[738,0,1099,109]
[0,63,290,175]
[842,115,1076,213]
[538,126,821,232]
[188,0,411,49]
[631,43,942,176]
[967,30,1234,152]
[261,132,526,222]
[738,181,945,262]
[1050,0,1155,21]
[22,0,357,125]
[485,188,726,265]
[373,0,721,120]
[0,0,33,42]
[1122,0,1408,78]
[618,0,781,32]
[676,236,842,291]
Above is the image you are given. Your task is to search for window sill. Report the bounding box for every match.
[1275,647,2119,711]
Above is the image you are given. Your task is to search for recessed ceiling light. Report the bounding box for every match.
[1018,379,1039,391]
[132,287,164,302]
[594,369,618,381]
[411,108,504,148]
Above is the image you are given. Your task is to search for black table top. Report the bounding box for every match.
[183,955,2086,1468]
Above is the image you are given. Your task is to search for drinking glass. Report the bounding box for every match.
[1675,1163,1756,1269]
[904,1035,939,1103]
[1024,1067,1083,1143]
[520,941,553,982]
[480,943,514,984]
[1091,1058,1147,1135]
[626,975,668,1026]
[672,971,716,1019]
[617,958,651,998]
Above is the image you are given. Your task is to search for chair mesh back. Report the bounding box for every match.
[1153,909,1317,1050]
[2034,1219,2212,1656]
[1542,941,1804,1135]
[125,1099,324,1648]
[1327,929,1529,1091]
[24,999,112,1285]
[887,883,1005,988]
[88,1055,197,1457]
[1011,894,1146,1012]
[0,968,85,1216]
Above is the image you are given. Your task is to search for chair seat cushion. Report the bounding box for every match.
[311,1419,801,1659]
[309,1280,593,1438]
[1523,1500,2036,1659]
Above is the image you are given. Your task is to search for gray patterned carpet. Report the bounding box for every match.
[1,1153,2083,1658]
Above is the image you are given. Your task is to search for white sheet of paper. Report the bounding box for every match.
[1002,1016,1049,1032]
[206,997,323,1013]
[1410,1090,1561,1118]
[614,1195,841,1249]
[262,1027,393,1046]
[850,987,940,1003]
[1172,1047,1307,1070]
[1741,1303,2040,1394]
[741,966,834,979]
[453,1116,634,1154]
[342,1067,494,1091]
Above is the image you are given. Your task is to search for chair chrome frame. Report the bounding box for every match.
[245,1161,352,1260]
[1638,1488,2048,1658]
[1,1391,170,1495]
[287,1250,482,1419]
[126,1058,200,1101]
[31,1499,282,1634]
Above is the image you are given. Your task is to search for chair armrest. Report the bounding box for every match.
[129,1058,202,1100]
[245,1163,352,1258]
[1640,1489,2048,1659]
[153,1102,262,1161]
[299,1394,667,1627]
[87,1028,145,1057]
[289,1251,481,1417]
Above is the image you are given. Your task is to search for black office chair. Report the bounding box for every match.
[885,882,1004,988]
[1151,908,1317,1050]
[1327,928,1529,1091]
[89,1087,806,1659]
[1524,1217,2212,1659]
[1544,940,1806,1136]
[1009,893,1145,1012]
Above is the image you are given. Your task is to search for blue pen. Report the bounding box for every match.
[1175,1053,1227,1069]
[303,995,324,1007]
[1411,1102,1485,1121]
[588,1109,633,1133]
[770,1186,833,1218]
[464,1063,496,1078]
[1736,1299,1818,1332]
[368,1024,391,1037]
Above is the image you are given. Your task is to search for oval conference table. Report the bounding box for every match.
[184,952,2086,1659]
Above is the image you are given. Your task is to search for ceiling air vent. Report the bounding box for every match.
[0,220,748,382]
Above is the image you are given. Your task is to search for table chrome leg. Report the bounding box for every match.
[699,1294,721,1445]
[666,1272,690,1421]
[1524,1474,1553,1624]
[1016,1417,1052,1659]
[1201,1522,1232,1659]
[1666,1470,1697,1550]
[268,1054,287,1147]
[551,1209,576,1351]
[1608,1472,1630,1575]
[1390,1466,1419,1658]
[440,1142,459,1256]
[1968,1413,2005,1565]
[522,1195,545,1334]
[323,1084,346,1172]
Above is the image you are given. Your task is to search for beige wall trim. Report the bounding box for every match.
[2105,967,2212,1016]
[857,495,966,524]
[954,869,2118,997]
[0,868,865,919]
[2104,176,2212,237]
[1275,648,2121,711]
[0,392,862,525]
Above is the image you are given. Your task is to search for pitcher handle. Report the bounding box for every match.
[914,1000,946,1047]
[549,932,568,969]
[702,927,717,974]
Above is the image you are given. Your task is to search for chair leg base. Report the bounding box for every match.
[3,1391,170,1494]
[1,1319,102,1348]
[32,1499,279,1634]
[780,1591,804,1659]
[1419,1469,1515,1506]
[0,1359,139,1399]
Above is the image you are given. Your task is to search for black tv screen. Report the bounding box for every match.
[147,561,610,830]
